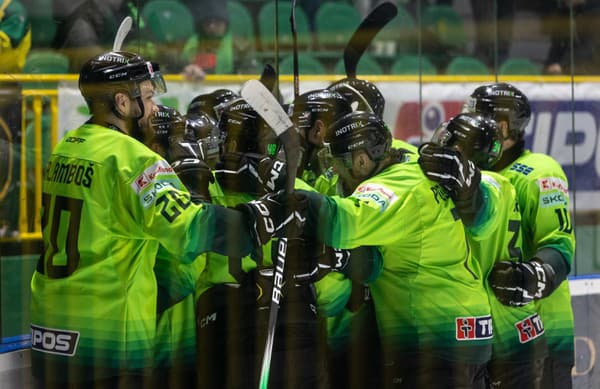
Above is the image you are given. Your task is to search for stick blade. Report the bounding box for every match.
[112,16,133,51]
[344,2,398,78]
[240,80,293,136]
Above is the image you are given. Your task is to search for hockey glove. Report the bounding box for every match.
[314,245,382,284]
[418,143,482,225]
[235,190,302,246]
[488,259,557,306]
[418,142,481,195]
[171,158,214,203]
[218,152,287,195]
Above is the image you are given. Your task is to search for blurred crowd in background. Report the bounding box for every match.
[1,0,600,77]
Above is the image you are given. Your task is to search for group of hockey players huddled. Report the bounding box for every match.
[30,48,575,389]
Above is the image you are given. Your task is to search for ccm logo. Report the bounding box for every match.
[31,324,80,356]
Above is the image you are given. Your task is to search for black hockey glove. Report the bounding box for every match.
[218,152,287,195]
[488,259,557,307]
[235,190,303,246]
[171,158,214,203]
[313,245,382,284]
[418,143,482,225]
[418,142,481,196]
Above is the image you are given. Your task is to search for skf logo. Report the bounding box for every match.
[31,324,80,356]
[515,313,545,343]
[541,192,567,208]
[455,315,493,340]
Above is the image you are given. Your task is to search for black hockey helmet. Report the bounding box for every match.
[327,77,385,119]
[323,111,391,163]
[464,83,531,141]
[186,111,221,165]
[432,112,502,169]
[79,51,166,115]
[187,88,239,122]
[289,89,353,138]
[148,105,187,152]
[218,98,280,157]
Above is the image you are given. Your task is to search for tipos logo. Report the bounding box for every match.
[455,315,493,340]
[515,313,545,343]
[31,324,80,356]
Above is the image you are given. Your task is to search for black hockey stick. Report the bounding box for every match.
[240,80,301,389]
[290,0,300,98]
[343,2,398,78]
[259,63,282,103]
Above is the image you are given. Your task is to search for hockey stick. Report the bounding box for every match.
[343,2,398,78]
[240,79,301,389]
[290,0,300,98]
[274,0,280,97]
[259,63,283,104]
[112,16,133,51]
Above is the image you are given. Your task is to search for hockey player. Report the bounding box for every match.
[465,83,576,389]
[327,76,419,156]
[195,97,348,389]
[144,105,216,388]
[289,88,353,192]
[29,51,292,389]
[324,80,415,387]
[419,112,548,388]
[290,111,493,388]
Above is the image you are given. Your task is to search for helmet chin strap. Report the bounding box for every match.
[111,95,146,142]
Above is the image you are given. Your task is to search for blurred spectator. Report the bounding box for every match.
[541,0,600,75]
[52,0,129,71]
[181,0,233,79]
[0,0,31,73]
[470,0,516,68]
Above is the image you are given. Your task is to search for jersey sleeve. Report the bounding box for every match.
[124,158,254,263]
[523,173,575,269]
[466,173,503,240]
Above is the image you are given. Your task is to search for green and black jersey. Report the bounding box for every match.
[471,172,547,362]
[497,150,576,364]
[30,123,252,382]
[312,160,492,364]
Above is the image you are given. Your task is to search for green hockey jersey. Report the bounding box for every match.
[497,150,575,364]
[471,172,547,361]
[312,159,492,364]
[30,123,252,382]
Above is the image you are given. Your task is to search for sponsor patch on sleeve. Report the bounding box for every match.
[455,315,493,340]
[354,183,398,212]
[131,160,181,208]
[540,192,568,208]
[537,177,569,195]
